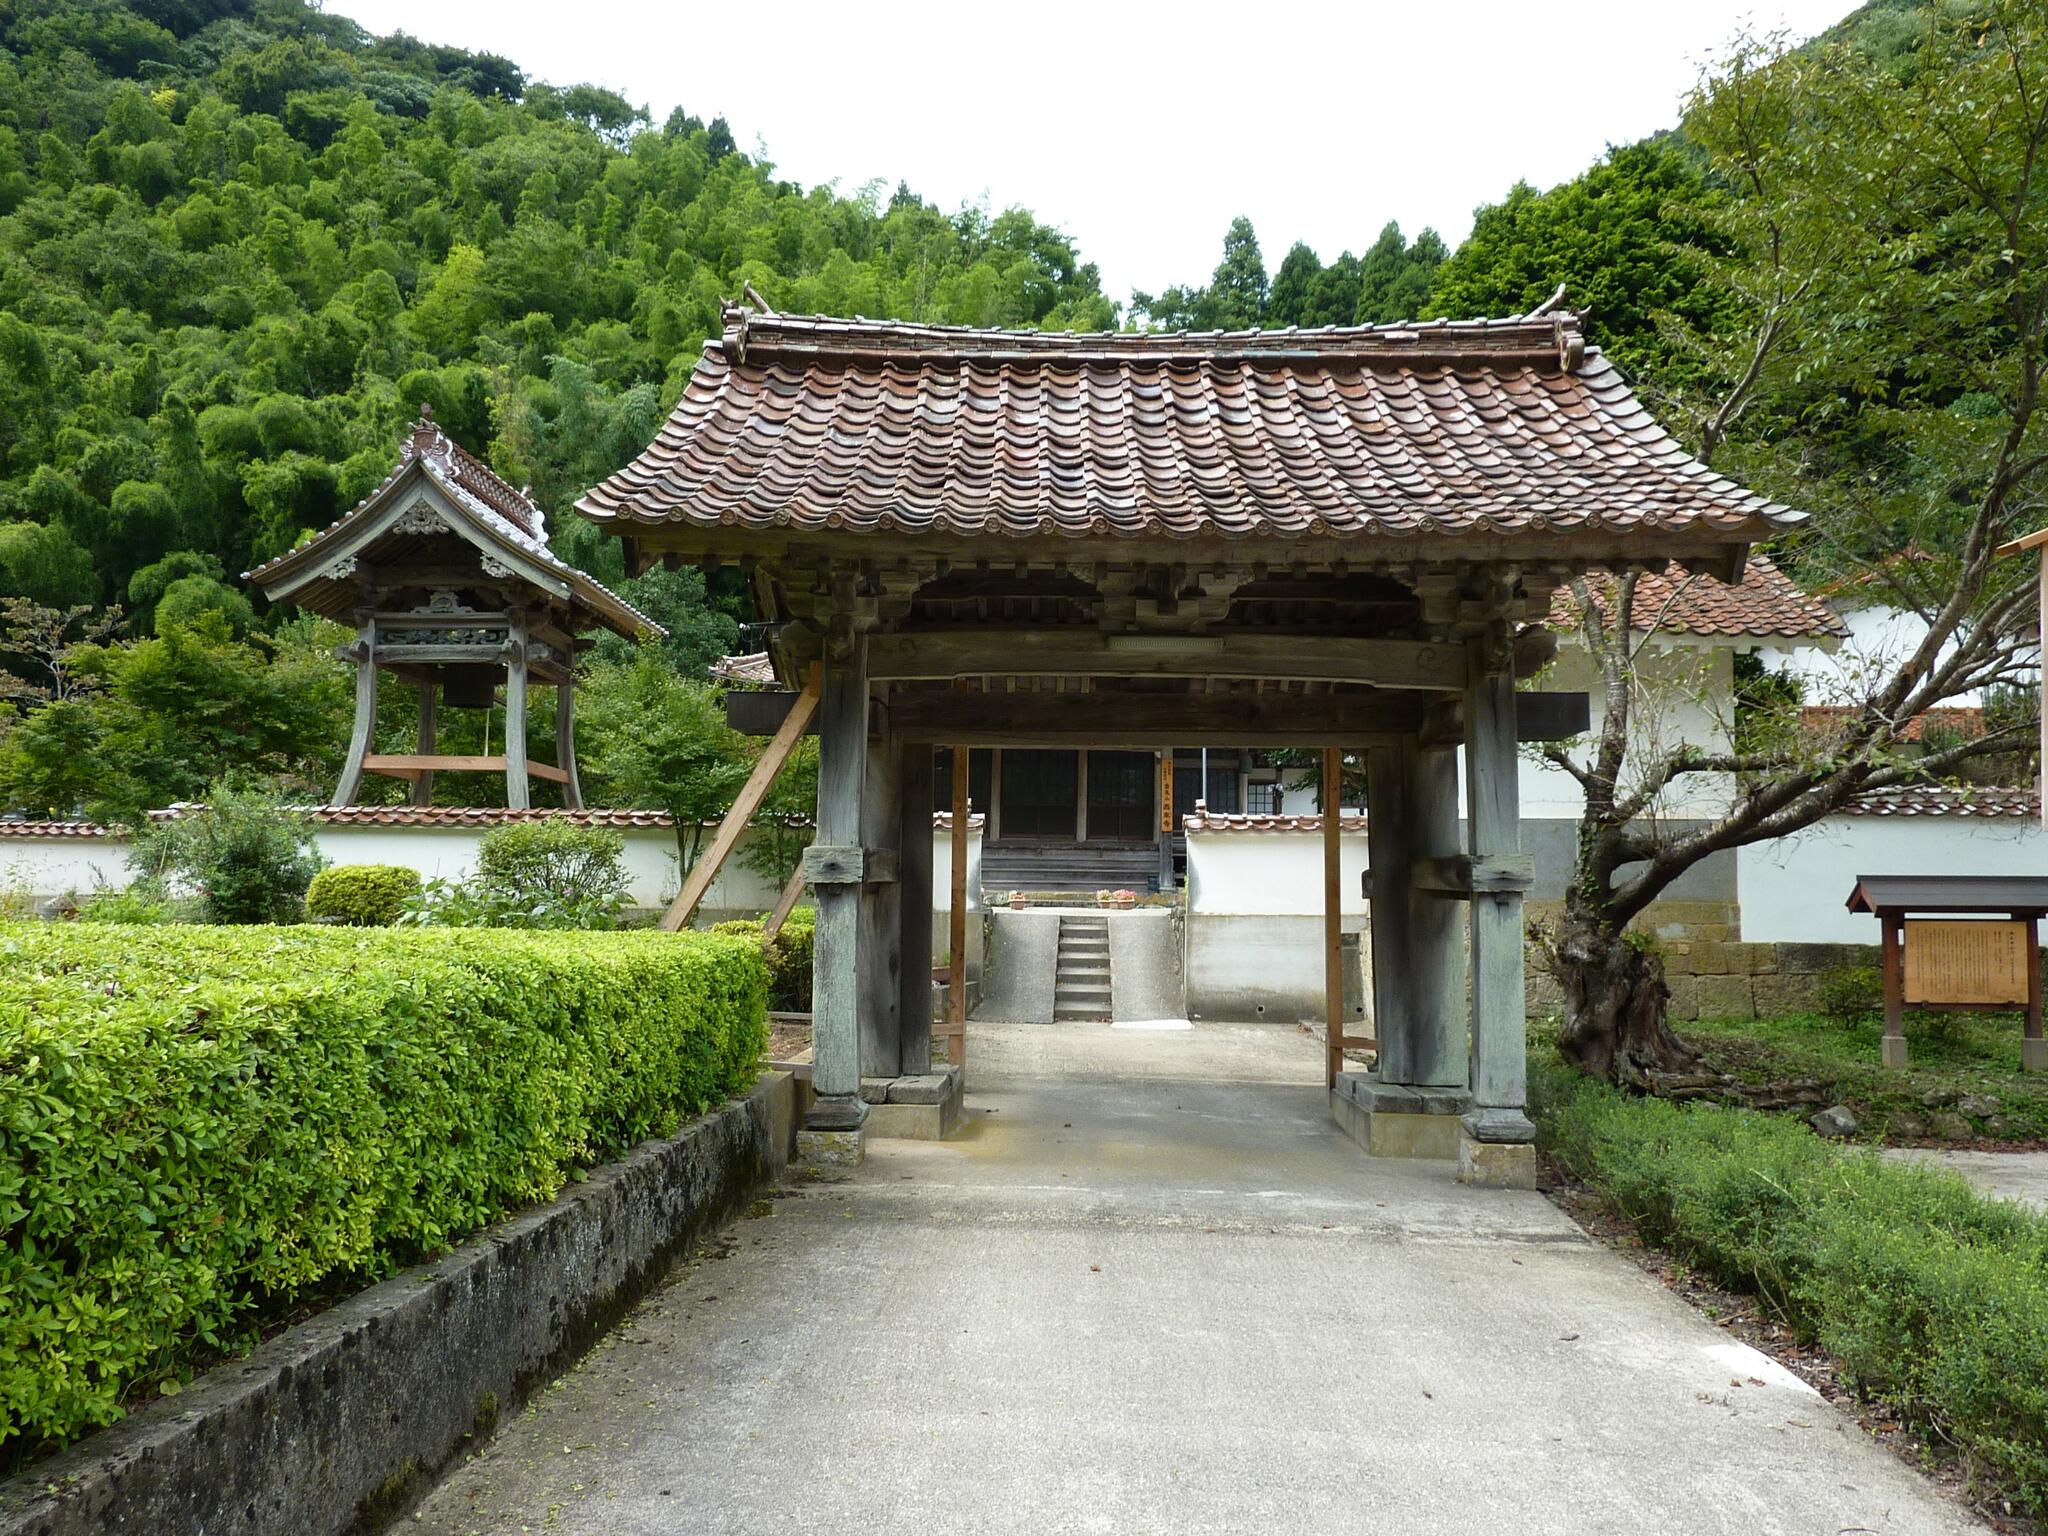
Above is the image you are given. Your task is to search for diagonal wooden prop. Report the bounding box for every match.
[659,665,821,933]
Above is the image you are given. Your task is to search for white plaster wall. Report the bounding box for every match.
[933,827,983,919]
[1183,827,1368,1022]
[1269,643,1738,825]
[1521,642,1735,820]
[306,824,714,910]
[929,827,985,978]
[0,837,134,903]
[1758,601,2033,709]
[1739,815,2048,944]
[0,823,982,926]
[1184,828,1368,917]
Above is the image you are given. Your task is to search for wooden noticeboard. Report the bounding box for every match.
[1902,919,2033,1007]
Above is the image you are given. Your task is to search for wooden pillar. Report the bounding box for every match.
[1410,744,1467,1087]
[898,743,935,1077]
[1364,747,1410,1083]
[1463,650,1535,1146]
[947,748,969,1070]
[1322,747,1344,1089]
[1881,912,1908,1068]
[1366,742,1463,1088]
[858,699,903,1080]
[411,681,437,807]
[333,619,377,807]
[806,638,869,1129]
[555,678,583,810]
[1156,749,1174,892]
[2025,914,2046,1072]
[503,615,530,811]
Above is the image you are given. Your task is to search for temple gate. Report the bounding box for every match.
[578,297,1800,1183]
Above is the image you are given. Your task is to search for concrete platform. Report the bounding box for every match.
[410,1019,1984,1536]
[859,1066,965,1140]
[1330,1072,1469,1159]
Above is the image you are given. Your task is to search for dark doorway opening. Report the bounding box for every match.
[1000,749,1079,839]
[1086,751,1155,842]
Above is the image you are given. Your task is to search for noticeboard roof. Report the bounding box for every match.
[1845,874,2048,915]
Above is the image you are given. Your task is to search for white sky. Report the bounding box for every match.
[331,0,1851,308]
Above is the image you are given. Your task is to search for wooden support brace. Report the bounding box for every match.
[363,753,571,785]
[763,864,806,941]
[659,666,822,932]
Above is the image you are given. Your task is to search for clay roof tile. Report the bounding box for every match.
[577,307,1804,550]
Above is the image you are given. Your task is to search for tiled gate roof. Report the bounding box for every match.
[579,305,1804,549]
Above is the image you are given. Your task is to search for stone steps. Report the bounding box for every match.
[981,842,1159,895]
[1052,915,1112,1022]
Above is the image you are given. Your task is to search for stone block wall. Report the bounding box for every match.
[1524,936,1874,1022]
[1658,938,1874,1022]
[1521,896,1874,1023]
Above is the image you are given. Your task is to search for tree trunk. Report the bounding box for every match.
[1545,903,1713,1094]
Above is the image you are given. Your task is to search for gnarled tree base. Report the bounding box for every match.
[1542,911,1718,1096]
[1538,911,1828,1107]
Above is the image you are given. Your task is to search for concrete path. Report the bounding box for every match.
[411,1021,1982,1536]
[1882,1146,2048,1211]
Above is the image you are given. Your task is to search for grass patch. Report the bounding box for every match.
[1681,1011,2048,1142]
[1534,1043,2048,1515]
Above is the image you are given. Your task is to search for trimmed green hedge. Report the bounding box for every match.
[711,907,814,1012]
[0,922,767,1462]
[1544,1075,2048,1509]
[304,863,422,925]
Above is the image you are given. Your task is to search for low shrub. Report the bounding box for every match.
[767,907,814,1011]
[402,873,619,930]
[401,821,629,930]
[475,821,627,912]
[710,906,814,1012]
[1544,1076,2048,1510]
[1816,962,1883,1023]
[0,921,767,1463]
[128,783,322,924]
[71,880,196,924]
[303,864,422,925]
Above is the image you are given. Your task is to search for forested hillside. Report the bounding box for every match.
[0,0,1113,634]
[0,0,2011,827]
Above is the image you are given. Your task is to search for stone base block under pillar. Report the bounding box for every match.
[795,1128,866,1167]
[1457,1127,1537,1190]
[1330,1073,1470,1160]
[2023,1037,2046,1073]
[1881,1034,1909,1069]
[863,1066,965,1141]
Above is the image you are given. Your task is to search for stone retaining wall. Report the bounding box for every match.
[0,1073,795,1536]
[1524,927,1874,1023]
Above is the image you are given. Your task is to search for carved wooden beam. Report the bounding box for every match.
[866,630,1466,691]
[889,690,1425,748]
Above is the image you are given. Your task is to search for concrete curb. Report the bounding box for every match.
[0,1072,795,1536]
